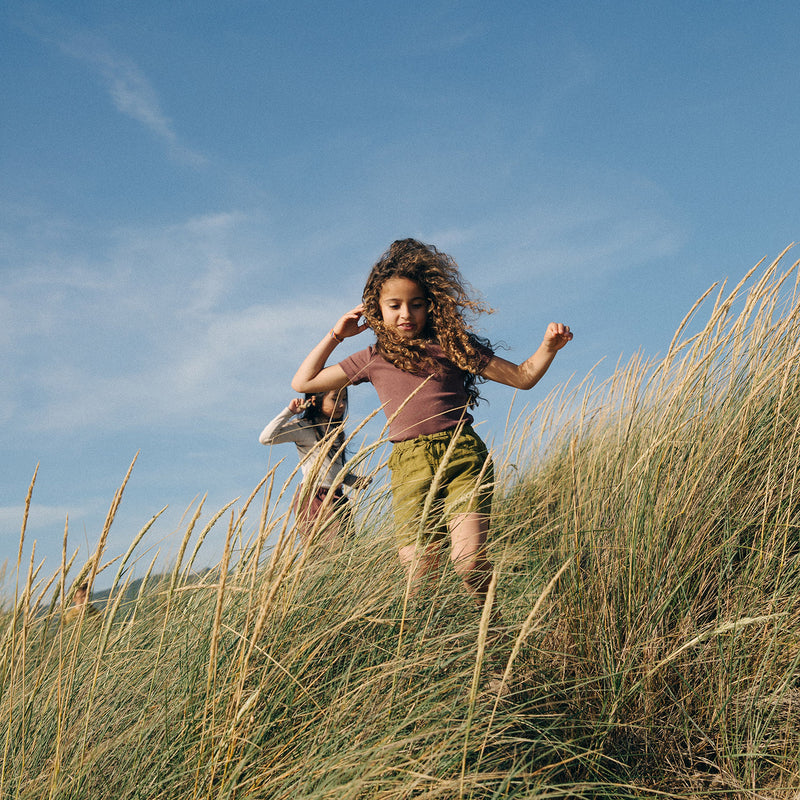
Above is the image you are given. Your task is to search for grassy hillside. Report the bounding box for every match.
[3,247,800,799]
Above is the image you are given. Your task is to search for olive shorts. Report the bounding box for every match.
[387,425,494,548]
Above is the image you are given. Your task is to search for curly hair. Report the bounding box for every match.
[362,239,493,406]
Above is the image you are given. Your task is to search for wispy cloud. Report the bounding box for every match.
[15,9,206,166]
[493,202,683,283]
[61,32,206,166]
[2,208,355,434]
[0,503,83,535]
[26,300,317,432]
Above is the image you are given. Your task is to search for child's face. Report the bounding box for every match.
[320,390,347,420]
[378,277,428,339]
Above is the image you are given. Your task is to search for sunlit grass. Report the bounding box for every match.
[3,245,800,798]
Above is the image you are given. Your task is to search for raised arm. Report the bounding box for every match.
[291,305,368,393]
[258,399,307,445]
[481,322,572,390]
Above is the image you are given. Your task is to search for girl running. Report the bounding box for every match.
[259,389,370,550]
[291,238,572,602]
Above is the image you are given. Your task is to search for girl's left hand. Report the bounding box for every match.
[544,322,573,352]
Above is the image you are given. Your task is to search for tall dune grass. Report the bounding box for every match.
[3,246,800,798]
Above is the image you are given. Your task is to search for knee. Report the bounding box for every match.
[451,550,491,580]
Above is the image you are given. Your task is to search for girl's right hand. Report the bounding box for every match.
[288,397,307,415]
[332,305,369,340]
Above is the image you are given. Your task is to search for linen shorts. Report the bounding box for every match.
[387,425,494,548]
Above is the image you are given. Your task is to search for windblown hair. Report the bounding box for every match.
[362,239,493,406]
[298,390,348,456]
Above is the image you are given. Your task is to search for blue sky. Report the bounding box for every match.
[2,1,798,595]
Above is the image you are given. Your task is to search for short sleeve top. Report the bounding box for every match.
[338,342,493,442]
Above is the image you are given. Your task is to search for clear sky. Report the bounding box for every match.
[2,1,798,594]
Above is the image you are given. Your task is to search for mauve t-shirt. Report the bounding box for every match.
[338,342,493,442]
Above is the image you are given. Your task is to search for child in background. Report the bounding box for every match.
[291,238,572,605]
[64,582,100,624]
[259,389,370,550]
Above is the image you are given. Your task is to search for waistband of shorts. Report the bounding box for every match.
[392,424,480,454]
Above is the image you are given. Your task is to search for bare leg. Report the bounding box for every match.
[450,512,510,696]
[449,512,493,605]
[398,542,442,596]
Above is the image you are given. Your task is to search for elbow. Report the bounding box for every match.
[512,371,540,391]
[516,364,548,391]
[291,376,306,393]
